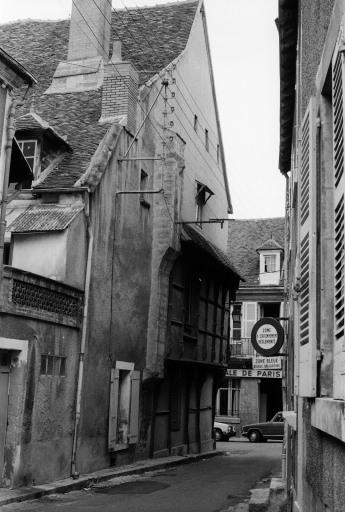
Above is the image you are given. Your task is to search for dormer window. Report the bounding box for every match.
[264,254,277,273]
[256,237,284,286]
[18,140,37,172]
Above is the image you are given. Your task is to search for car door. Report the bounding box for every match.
[269,412,284,439]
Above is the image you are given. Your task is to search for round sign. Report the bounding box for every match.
[251,317,284,356]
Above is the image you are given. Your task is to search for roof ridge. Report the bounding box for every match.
[113,0,198,12]
[0,18,68,25]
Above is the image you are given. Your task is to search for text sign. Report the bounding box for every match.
[226,368,282,379]
[253,355,281,370]
[251,317,284,356]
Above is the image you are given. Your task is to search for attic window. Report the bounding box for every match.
[18,140,38,177]
[264,254,277,273]
[195,182,214,226]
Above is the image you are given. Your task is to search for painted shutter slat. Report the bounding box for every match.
[333,40,345,344]
[108,368,119,451]
[298,97,317,397]
[128,370,140,444]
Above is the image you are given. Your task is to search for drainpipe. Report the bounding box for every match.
[71,191,93,478]
[281,172,289,482]
[0,95,19,299]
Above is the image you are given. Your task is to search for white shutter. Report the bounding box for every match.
[108,368,119,451]
[128,370,140,444]
[242,302,257,339]
[332,39,345,344]
[298,97,317,397]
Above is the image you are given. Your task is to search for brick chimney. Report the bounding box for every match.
[99,41,139,134]
[46,0,112,94]
[68,0,111,61]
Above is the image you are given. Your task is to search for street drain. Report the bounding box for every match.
[94,480,170,495]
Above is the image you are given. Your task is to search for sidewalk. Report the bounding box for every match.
[0,450,221,507]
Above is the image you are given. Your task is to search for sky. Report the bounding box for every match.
[0,0,284,220]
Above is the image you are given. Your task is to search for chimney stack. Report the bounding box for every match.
[68,0,112,61]
[99,40,139,134]
[46,0,112,94]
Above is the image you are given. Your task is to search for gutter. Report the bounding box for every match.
[71,191,93,478]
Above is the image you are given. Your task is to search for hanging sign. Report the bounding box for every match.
[250,317,284,356]
[226,368,282,379]
[253,355,281,370]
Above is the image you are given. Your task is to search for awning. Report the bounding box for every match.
[8,204,84,233]
[277,0,298,174]
[181,224,245,282]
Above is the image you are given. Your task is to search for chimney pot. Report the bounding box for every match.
[111,41,122,62]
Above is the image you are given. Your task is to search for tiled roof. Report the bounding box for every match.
[8,204,84,233]
[181,225,245,281]
[228,218,285,286]
[0,1,198,189]
[256,237,284,252]
[16,112,72,152]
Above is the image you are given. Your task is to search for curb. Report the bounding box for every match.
[248,477,286,512]
[0,450,221,507]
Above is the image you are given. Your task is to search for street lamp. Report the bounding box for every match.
[231,306,242,324]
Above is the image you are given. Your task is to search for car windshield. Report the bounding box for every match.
[271,412,283,422]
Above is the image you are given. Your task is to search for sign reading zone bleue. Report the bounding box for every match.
[250,317,284,357]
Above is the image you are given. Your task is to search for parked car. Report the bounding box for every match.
[213,421,236,441]
[241,412,284,442]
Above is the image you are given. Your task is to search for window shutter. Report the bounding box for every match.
[332,40,345,345]
[242,302,257,339]
[298,97,317,397]
[128,370,140,444]
[108,368,119,451]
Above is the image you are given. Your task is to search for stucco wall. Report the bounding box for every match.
[0,314,79,487]
[302,398,345,512]
[300,0,335,118]
[12,231,67,282]
[240,378,259,428]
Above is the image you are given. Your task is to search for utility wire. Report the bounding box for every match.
[70,0,227,227]
[118,0,221,143]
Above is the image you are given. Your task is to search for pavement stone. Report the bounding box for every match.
[0,450,221,507]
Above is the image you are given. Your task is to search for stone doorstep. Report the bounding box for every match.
[0,450,221,507]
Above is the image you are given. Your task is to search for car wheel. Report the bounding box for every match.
[248,430,261,442]
[214,428,223,442]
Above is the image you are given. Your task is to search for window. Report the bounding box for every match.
[195,182,213,226]
[232,303,242,340]
[139,169,150,208]
[217,378,240,417]
[40,354,66,376]
[18,140,37,174]
[194,114,198,132]
[264,254,277,273]
[205,129,209,151]
[108,362,140,451]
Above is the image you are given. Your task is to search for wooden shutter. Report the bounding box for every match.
[332,40,345,345]
[298,97,317,397]
[242,302,257,339]
[128,370,140,444]
[108,368,119,451]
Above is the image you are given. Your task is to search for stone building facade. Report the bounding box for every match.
[215,218,284,435]
[0,0,241,487]
[278,0,345,510]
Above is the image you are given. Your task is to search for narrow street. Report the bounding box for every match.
[2,441,282,512]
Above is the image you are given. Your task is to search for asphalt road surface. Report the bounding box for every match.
[2,440,282,512]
